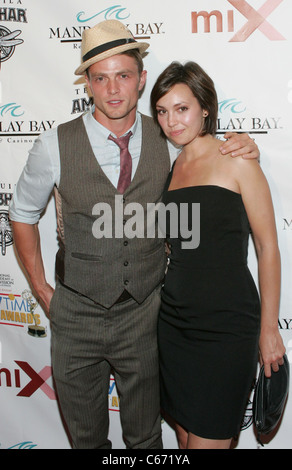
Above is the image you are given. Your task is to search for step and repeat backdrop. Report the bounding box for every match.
[0,0,292,449]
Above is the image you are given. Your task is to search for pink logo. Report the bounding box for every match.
[15,361,56,400]
[228,0,285,41]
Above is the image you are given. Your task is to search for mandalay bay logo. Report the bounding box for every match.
[216,98,282,136]
[49,4,165,47]
[0,102,56,143]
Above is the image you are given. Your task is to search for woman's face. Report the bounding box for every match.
[155,83,207,147]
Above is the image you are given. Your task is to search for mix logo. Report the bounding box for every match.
[0,345,123,413]
[191,0,285,42]
[0,343,120,410]
[0,359,56,400]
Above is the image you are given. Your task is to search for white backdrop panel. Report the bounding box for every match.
[0,0,291,449]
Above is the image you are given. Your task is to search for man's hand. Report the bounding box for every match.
[36,282,54,318]
[11,221,54,317]
[219,132,259,159]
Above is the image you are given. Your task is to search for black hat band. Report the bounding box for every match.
[83,38,137,63]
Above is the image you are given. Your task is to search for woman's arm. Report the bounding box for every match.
[236,159,285,377]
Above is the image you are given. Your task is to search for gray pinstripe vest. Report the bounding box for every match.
[55,114,170,308]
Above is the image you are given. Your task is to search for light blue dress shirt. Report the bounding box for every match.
[9,108,178,224]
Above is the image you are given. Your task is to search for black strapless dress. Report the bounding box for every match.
[158,174,261,440]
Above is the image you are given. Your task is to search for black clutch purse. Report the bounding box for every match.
[253,354,289,446]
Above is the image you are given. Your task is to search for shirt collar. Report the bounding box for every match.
[85,105,139,142]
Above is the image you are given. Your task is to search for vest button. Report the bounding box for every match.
[124,280,129,286]
[124,240,128,246]
[124,261,129,266]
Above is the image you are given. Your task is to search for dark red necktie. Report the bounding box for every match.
[108,131,132,193]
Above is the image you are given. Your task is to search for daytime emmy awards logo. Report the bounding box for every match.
[21,289,46,338]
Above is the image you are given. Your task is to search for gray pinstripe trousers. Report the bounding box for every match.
[50,281,162,449]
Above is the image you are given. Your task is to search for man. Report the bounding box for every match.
[9,20,259,449]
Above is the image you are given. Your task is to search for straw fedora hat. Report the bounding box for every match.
[75,19,150,75]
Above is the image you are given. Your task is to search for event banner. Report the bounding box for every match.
[0,0,291,449]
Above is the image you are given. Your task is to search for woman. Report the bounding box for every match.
[150,62,285,449]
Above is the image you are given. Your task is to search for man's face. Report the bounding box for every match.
[85,54,147,134]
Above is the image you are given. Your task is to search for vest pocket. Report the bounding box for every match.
[141,242,165,258]
[71,252,102,261]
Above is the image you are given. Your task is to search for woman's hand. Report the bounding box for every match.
[259,327,286,377]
